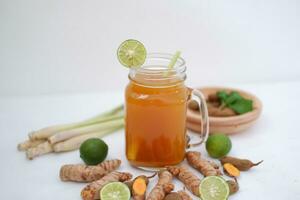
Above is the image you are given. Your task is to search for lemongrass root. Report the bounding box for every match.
[48,117,124,144]
[17,139,45,151]
[53,126,123,152]
[26,141,53,160]
[28,105,124,140]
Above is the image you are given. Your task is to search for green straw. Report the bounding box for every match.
[168,51,181,69]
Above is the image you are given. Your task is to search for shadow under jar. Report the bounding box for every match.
[125,53,209,170]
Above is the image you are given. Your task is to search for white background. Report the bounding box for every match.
[1,1,300,200]
[1,0,299,96]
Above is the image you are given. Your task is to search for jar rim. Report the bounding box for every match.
[128,53,187,87]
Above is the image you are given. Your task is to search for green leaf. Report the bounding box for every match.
[225,92,243,106]
[229,99,253,114]
[216,91,228,104]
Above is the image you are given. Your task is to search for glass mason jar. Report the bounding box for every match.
[125,53,209,169]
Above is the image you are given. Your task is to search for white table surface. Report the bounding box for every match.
[1,81,299,200]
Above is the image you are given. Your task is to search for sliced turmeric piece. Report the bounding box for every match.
[128,173,156,200]
[223,163,240,177]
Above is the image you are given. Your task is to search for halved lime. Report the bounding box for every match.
[117,39,147,68]
[199,176,230,200]
[100,182,131,200]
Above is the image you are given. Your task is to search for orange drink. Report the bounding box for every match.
[125,53,209,169]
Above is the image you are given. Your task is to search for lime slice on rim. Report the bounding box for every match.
[117,39,147,68]
[199,176,230,200]
[100,182,130,200]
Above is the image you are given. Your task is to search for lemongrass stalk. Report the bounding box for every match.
[28,105,124,140]
[82,104,124,123]
[48,117,124,144]
[17,139,46,151]
[26,141,53,160]
[53,125,123,152]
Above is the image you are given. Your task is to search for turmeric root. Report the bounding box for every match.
[164,193,182,200]
[125,173,156,200]
[207,103,236,117]
[178,190,193,200]
[220,156,263,171]
[147,170,174,200]
[81,171,132,200]
[17,139,45,151]
[167,166,201,196]
[227,178,239,195]
[26,141,53,160]
[223,163,240,177]
[186,151,221,177]
[60,159,121,182]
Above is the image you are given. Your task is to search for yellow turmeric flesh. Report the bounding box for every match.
[223,163,240,177]
[146,170,174,200]
[133,178,147,195]
[186,151,221,177]
[127,173,156,200]
[60,159,121,182]
[167,166,201,196]
[81,171,132,200]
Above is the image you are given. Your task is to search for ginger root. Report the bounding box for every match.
[220,156,263,171]
[186,151,221,177]
[147,170,174,200]
[167,166,201,196]
[60,159,121,182]
[81,171,132,200]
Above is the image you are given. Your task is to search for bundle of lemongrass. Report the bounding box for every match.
[17,105,124,160]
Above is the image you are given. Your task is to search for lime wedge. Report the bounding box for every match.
[199,176,230,200]
[100,182,131,200]
[117,39,147,68]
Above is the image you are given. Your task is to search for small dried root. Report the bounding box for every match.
[147,170,174,200]
[26,141,53,160]
[186,151,221,177]
[81,171,132,200]
[167,166,201,196]
[227,178,239,195]
[220,156,263,171]
[60,159,121,182]
[17,139,45,151]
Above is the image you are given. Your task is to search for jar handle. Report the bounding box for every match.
[188,89,209,147]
